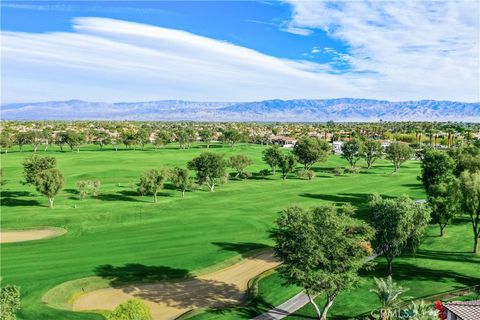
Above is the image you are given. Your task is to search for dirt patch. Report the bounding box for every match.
[73,251,280,319]
[0,227,66,243]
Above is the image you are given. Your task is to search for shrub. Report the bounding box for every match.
[297,169,316,180]
[0,285,20,320]
[76,180,101,199]
[259,169,270,179]
[345,166,361,174]
[333,167,345,176]
[106,299,152,320]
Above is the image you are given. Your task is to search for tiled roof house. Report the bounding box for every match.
[443,300,480,320]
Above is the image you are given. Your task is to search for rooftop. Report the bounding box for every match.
[444,300,480,320]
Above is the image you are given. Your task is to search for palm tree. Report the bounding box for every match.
[370,276,409,320]
[405,300,438,320]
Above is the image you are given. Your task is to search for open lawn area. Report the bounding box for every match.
[1,143,476,320]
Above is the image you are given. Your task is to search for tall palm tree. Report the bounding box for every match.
[370,276,409,320]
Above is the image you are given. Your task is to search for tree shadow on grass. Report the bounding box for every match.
[64,188,80,200]
[212,242,271,258]
[415,249,480,264]
[300,192,396,205]
[362,261,480,288]
[96,191,146,203]
[64,188,78,195]
[358,170,379,175]
[206,296,280,318]
[0,191,32,197]
[402,183,424,190]
[249,172,273,181]
[0,191,42,207]
[94,263,191,286]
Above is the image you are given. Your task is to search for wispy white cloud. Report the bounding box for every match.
[2,3,479,104]
[284,0,480,102]
[1,17,357,103]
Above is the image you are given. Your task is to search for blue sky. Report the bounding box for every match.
[1,1,479,103]
[1,1,348,64]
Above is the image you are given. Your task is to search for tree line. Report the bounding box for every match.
[1,120,478,153]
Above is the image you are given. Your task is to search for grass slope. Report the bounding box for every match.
[1,143,428,319]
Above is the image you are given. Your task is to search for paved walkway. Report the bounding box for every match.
[252,291,311,320]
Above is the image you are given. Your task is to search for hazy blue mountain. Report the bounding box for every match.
[2,98,479,122]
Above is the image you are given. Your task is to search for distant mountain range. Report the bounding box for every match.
[1,98,479,122]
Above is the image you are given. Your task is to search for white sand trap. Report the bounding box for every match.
[0,227,66,243]
[73,251,280,320]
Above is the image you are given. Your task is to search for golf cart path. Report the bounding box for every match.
[0,227,66,243]
[73,251,280,320]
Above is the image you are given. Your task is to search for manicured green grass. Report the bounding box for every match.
[190,220,480,320]
[1,143,434,319]
[281,220,480,319]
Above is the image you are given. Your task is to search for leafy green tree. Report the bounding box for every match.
[188,152,227,192]
[456,171,480,253]
[121,130,137,149]
[368,194,430,274]
[29,130,42,152]
[176,128,196,149]
[279,153,296,180]
[363,140,383,169]
[42,128,53,152]
[153,131,171,149]
[170,167,193,198]
[15,132,31,152]
[420,150,458,236]
[385,142,413,172]
[199,128,214,148]
[341,139,365,168]
[0,131,13,153]
[93,130,111,150]
[229,154,253,179]
[428,184,458,237]
[136,129,151,150]
[271,205,373,320]
[137,169,166,203]
[65,130,84,152]
[33,168,64,208]
[221,129,242,147]
[262,145,283,174]
[420,150,456,194]
[370,276,408,320]
[449,144,480,175]
[293,137,330,169]
[55,132,68,151]
[0,285,20,320]
[22,155,57,185]
[106,299,152,320]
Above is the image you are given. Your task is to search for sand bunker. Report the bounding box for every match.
[0,227,66,243]
[73,251,280,319]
